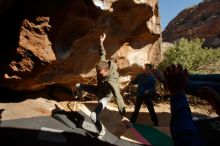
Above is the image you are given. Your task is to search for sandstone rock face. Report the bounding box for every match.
[0,0,161,91]
[163,0,220,48]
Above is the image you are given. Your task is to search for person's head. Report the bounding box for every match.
[143,63,153,75]
[95,61,109,77]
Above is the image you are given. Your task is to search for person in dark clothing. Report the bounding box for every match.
[151,69,220,96]
[129,63,159,126]
[152,68,220,114]
[186,74,220,96]
[75,33,129,139]
[164,64,204,146]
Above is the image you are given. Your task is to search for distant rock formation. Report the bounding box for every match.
[163,0,220,48]
[0,0,161,91]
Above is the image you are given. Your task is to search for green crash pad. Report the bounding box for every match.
[133,124,173,146]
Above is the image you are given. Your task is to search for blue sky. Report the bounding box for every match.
[159,0,202,30]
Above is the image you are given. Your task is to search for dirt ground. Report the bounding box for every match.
[59,99,218,137]
[1,87,217,138]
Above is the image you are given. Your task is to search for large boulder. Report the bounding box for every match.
[163,0,220,48]
[0,98,62,120]
[0,0,161,91]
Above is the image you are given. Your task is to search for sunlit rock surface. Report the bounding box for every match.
[0,0,161,91]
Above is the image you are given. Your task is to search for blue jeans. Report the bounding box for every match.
[186,74,220,96]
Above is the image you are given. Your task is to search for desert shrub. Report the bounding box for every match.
[158,38,220,73]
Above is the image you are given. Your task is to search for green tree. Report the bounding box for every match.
[159,38,220,73]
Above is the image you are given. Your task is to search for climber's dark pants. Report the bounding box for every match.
[130,94,158,126]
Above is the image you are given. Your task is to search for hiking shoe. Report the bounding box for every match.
[97,128,106,140]
[121,116,129,122]
[71,83,82,99]
[121,116,132,128]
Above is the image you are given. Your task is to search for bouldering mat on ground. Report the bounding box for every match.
[120,127,151,145]
[0,116,115,146]
[133,124,173,146]
[51,107,143,146]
